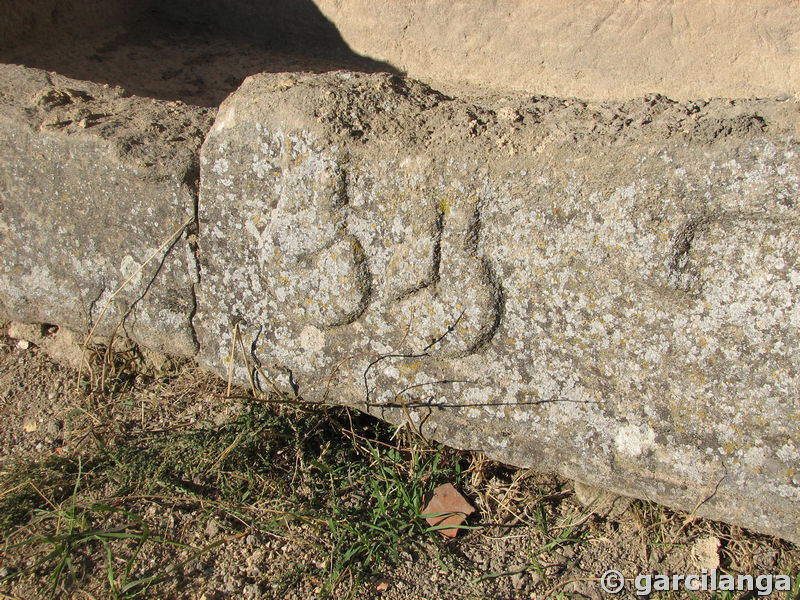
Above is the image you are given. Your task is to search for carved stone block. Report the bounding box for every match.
[194,72,800,542]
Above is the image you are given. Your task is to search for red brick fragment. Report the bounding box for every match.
[421,483,475,538]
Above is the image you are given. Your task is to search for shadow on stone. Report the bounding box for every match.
[0,0,399,107]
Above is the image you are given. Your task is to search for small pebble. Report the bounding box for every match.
[46,419,63,436]
[242,584,261,600]
[205,518,220,538]
[511,572,525,589]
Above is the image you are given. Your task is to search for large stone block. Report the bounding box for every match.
[315,0,800,101]
[196,72,800,542]
[0,64,214,356]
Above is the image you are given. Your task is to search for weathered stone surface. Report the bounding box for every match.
[0,64,214,356]
[313,0,800,101]
[195,72,800,543]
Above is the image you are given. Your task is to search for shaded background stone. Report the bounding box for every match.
[0,0,397,107]
[2,1,797,105]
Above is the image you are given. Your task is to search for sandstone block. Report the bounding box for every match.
[313,0,800,101]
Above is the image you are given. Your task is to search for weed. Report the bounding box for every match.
[105,401,294,503]
[0,455,83,531]
[320,434,465,594]
[1,459,181,599]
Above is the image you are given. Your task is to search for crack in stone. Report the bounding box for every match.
[185,154,202,355]
[86,284,107,335]
[186,228,201,355]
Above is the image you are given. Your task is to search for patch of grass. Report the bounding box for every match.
[529,496,591,556]
[109,396,468,594]
[1,459,181,599]
[1,368,473,598]
[470,496,594,591]
[0,454,84,531]
[320,434,465,593]
[70,392,468,597]
[105,401,296,503]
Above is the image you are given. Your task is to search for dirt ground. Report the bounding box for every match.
[0,321,798,600]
